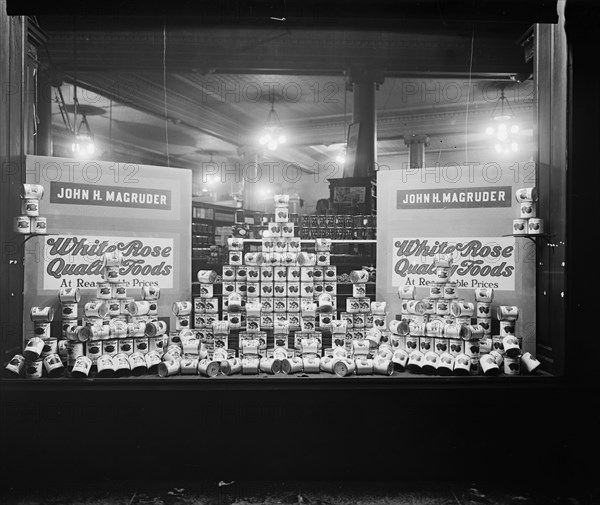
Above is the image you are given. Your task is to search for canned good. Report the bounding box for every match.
[67,341,84,366]
[84,301,108,318]
[145,320,167,337]
[24,337,45,360]
[515,186,538,203]
[144,350,162,374]
[443,283,458,299]
[25,359,43,378]
[103,266,120,283]
[172,301,192,316]
[41,337,58,358]
[43,353,65,377]
[102,250,123,267]
[474,288,494,302]
[113,353,132,377]
[59,287,81,303]
[176,315,191,331]
[437,352,454,375]
[30,306,55,322]
[397,285,416,299]
[141,285,160,300]
[71,356,93,377]
[113,283,128,299]
[31,217,47,234]
[118,338,134,356]
[106,299,120,317]
[88,324,109,341]
[14,216,31,233]
[4,354,26,376]
[180,356,199,375]
[96,283,112,300]
[497,305,519,321]
[220,357,242,376]
[86,341,102,364]
[60,302,78,320]
[429,283,443,299]
[460,324,485,341]
[502,335,521,358]
[453,354,471,375]
[33,321,51,339]
[109,319,128,339]
[21,198,39,217]
[149,335,167,355]
[134,337,149,354]
[120,297,134,315]
[259,357,282,374]
[96,354,116,377]
[198,358,221,377]
[520,202,536,219]
[157,358,180,377]
[480,354,500,376]
[450,301,474,318]
[504,356,521,375]
[528,218,544,234]
[21,183,45,199]
[127,300,150,316]
[102,339,118,357]
[512,218,528,235]
[128,352,148,376]
[521,352,540,373]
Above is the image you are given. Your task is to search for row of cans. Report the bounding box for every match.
[228,250,332,267]
[13,215,47,234]
[513,218,544,235]
[298,214,375,229]
[222,265,337,282]
[220,281,340,298]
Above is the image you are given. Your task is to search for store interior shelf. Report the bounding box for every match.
[242,239,376,244]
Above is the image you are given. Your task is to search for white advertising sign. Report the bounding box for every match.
[391,237,516,291]
[43,235,175,290]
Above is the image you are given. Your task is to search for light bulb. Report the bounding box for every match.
[267,140,278,150]
[485,127,494,136]
[278,134,286,144]
[510,124,520,134]
[497,130,508,141]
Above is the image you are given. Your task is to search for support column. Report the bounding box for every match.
[346,67,384,178]
[404,134,430,169]
[36,66,53,156]
[238,146,260,212]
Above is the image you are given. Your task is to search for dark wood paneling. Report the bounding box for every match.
[0,5,26,362]
[534,17,567,376]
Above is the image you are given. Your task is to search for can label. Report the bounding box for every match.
[5,354,26,376]
[71,356,92,376]
[43,353,64,376]
[86,341,102,364]
[67,341,84,366]
[111,283,127,299]
[118,338,133,355]
[172,301,192,316]
[30,306,55,322]
[31,217,47,234]
[503,356,521,375]
[142,285,160,300]
[59,287,81,303]
[102,339,118,357]
[149,335,167,355]
[21,183,45,199]
[33,322,51,339]
[24,337,45,360]
[14,216,30,233]
[25,359,43,378]
[21,198,39,217]
[97,354,116,375]
[41,337,58,358]
[84,301,108,318]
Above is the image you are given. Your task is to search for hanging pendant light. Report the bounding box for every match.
[258,94,286,151]
[485,84,520,155]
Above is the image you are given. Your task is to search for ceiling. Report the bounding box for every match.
[33,14,536,198]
